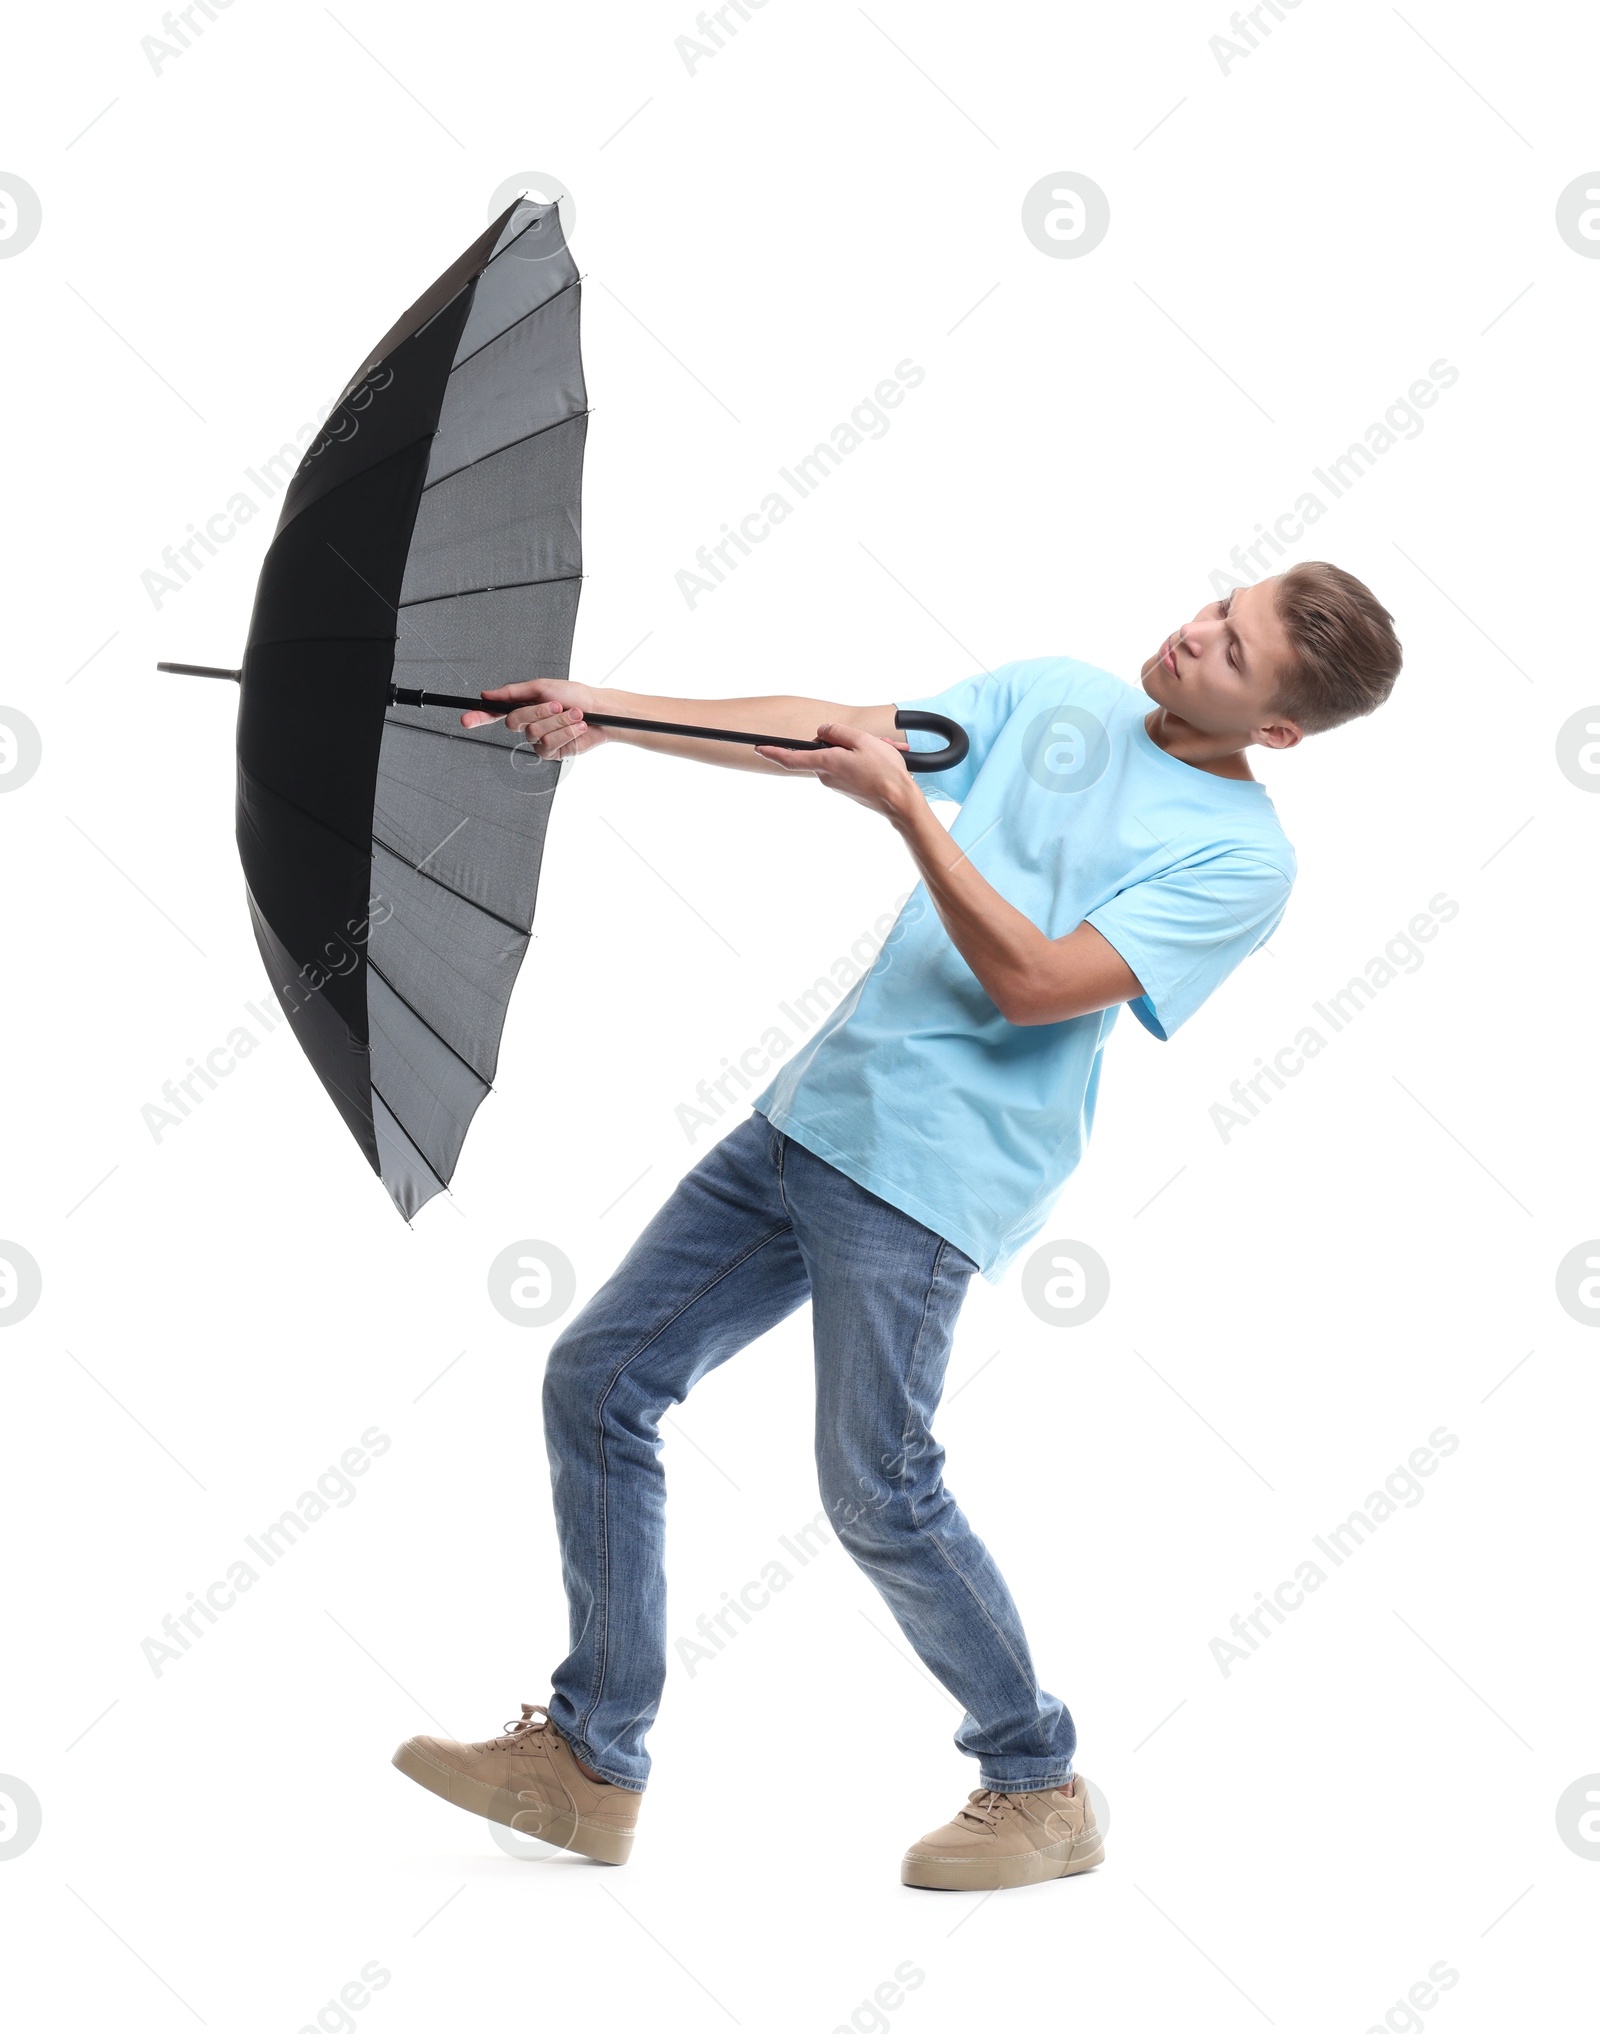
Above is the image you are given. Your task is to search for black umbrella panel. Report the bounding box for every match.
[159,199,967,1218]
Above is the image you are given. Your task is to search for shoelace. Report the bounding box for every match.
[955,1789,1013,1831]
[954,1787,1072,1835]
[471,1702,555,1753]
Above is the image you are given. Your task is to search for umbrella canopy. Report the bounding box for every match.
[237,195,582,1218]
[160,201,968,1219]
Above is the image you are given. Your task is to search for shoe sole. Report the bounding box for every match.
[392,1741,635,1865]
[900,1832,1105,1891]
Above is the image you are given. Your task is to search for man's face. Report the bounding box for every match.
[1140,579,1303,750]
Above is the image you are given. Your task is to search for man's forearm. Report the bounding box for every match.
[585,688,897,773]
[888,792,1052,1012]
[886,788,1141,1025]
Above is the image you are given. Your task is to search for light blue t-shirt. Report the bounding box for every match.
[751,658,1296,1280]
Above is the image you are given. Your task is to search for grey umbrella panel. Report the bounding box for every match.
[366,199,586,1216]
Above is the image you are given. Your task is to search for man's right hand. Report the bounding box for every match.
[460,677,607,760]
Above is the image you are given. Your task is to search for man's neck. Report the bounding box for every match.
[1144,706,1257,782]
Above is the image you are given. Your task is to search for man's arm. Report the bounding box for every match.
[461,676,900,775]
[760,723,1145,1027]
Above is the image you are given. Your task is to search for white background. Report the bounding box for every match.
[2,0,1597,2027]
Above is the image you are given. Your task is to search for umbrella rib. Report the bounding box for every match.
[366,951,494,1089]
[379,716,530,751]
[379,718,562,774]
[399,572,583,610]
[371,831,533,940]
[239,756,377,859]
[368,1078,450,1193]
[484,201,566,268]
[246,632,397,652]
[449,274,581,378]
[275,234,554,472]
[278,429,449,539]
[421,406,590,494]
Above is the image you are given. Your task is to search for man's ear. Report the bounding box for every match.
[1252,717,1303,752]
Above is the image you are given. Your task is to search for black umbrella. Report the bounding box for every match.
[159,199,967,1217]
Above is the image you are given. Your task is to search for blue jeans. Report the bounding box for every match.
[542,1111,1075,1792]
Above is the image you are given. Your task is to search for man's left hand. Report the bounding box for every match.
[755,722,918,820]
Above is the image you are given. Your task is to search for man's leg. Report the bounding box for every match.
[780,1131,1076,1792]
[541,1113,811,1789]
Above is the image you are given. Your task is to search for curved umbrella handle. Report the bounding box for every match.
[894,709,969,776]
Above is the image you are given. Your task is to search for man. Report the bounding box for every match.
[393,561,1402,1889]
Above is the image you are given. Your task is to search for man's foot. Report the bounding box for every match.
[393,1703,641,1864]
[901,1774,1103,1890]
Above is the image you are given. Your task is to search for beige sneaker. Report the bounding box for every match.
[902,1774,1103,1890]
[393,1703,641,1864]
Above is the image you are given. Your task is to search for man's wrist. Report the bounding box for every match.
[885,773,931,834]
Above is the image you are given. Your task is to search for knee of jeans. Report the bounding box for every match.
[543,1328,670,1451]
[542,1327,604,1428]
[818,1442,938,1554]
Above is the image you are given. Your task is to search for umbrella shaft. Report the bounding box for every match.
[388,688,831,752]
[152,667,966,771]
[588,710,831,752]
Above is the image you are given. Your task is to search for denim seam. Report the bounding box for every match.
[899,1239,952,1533]
[577,1221,795,1751]
[907,1241,1043,1713]
[975,1769,1075,1793]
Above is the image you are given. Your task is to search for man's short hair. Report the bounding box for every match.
[1270,561,1402,735]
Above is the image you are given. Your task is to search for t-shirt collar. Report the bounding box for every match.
[1133,705,1269,793]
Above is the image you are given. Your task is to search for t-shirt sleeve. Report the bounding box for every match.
[1086,852,1292,1041]
[894,661,1041,804]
